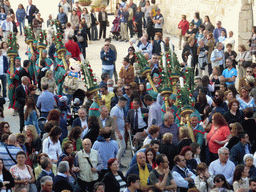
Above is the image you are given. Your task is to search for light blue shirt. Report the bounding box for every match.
[209,159,235,184]
[172,166,196,188]
[138,42,153,58]
[36,90,56,112]
[110,104,125,132]
[210,49,225,67]
[221,68,237,85]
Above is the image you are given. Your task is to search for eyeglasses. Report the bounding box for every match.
[125,88,130,91]
[105,44,110,46]
[222,153,230,156]
[4,126,9,128]
[215,179,222,183]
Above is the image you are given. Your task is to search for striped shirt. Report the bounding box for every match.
[115,175,126,192]
[0,145,22,170]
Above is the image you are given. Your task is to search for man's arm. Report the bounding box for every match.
[96,153,103,171]
[172,171,189,188]
[165,178,177,191]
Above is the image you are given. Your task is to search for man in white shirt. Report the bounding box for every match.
[138,36,153,58]
[72,107,88,139]
[225,31,235,50]
[1,16,13,41]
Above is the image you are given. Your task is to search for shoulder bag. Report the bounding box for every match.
[241,51,252,68]
[4,145,17,164]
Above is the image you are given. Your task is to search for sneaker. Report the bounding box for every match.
[4,97,9,102]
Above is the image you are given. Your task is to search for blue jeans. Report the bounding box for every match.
[19,20,25,35]
[0,74,6,97]
[102,68,114,79]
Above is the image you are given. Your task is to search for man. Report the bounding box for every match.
[0,134,22,170]
[98,105,116,139]
[57,7,68,28]
[110,96,128,167]
[99,73,110,89]
[32,13,44,40]
[129,0,137,18]
[53,161,73,192]
[119,57,135,85]
[238,66,254,91]
[209,147,235,184]
[158,112,179,145]
[211,42,225,73]
[36,83,56,118]
[100,85,115,112]
[0,48,9,99]
[117,79,125,94]
[72,107,88,139]
[1,16,13,41]
[19,60,31,85]
[148,154,177,191]
[98,6,108,39]
[161,94,178,121]
[4,0,11,15]
[62,0,71,16]
[75,138,103,192]
[213,21,227,43]
[111,87,123,109]
[36,157,54,191]
[65,35,82,61]
[225,31,235,50]
[7,57,21,115]
[15,76,29,132]
[138,36,153,58]
[94,182,105,192]
[92,128,118,177]
[100,41,116,79]
[26,0,39,24]
[120,5,129,42]
[153,9,164,34]
[40,176,54,192]
[172,155,196,192]
[107,79,114,92]
[123,84,133,117]
[230,131,252,165]
[220,58,237,86]
[126,151,153,190]
[249,178,256,192]
[127,4,134,39]
[124,174,140,192]
[189,113,205,146]
[89,95,102,117]
[150,54,160,78]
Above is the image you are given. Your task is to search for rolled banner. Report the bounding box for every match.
[187,55,192,68]
[179,76,184,88]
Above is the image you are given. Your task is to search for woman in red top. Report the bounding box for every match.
[178,15,189,50]
[145,148,157,169]
[206,112,231,162]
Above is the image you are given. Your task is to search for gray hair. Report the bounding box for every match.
[107,79,114,85]
[99,105,108,113]
[216,42,223,47]
[40,176,53,186]
[243,154,254,163]
[218,147,229,155]
[57,161,69,173]
[21,76,27,82]
[163,112,173,121]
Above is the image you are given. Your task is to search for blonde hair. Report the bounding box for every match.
[162,133,173,143]
[45,70,53,78]
[24,125,38,141]
[179,126,190,139]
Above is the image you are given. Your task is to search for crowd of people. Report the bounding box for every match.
[0,0,256,192]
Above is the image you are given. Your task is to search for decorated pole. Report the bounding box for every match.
[24,25,35,56]
[7,33,18,79]
[38,29,48,67]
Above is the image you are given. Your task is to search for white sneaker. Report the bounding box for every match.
[4,97,9,102]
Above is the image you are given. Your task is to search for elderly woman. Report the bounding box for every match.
[58,141,75,165]
[244,154,256,178]
[41,70,56,94]
[237,87,256,110]
[210,42,225,74]
[143,125,160,146]
[180,146,198,174]
[194,162,214,192]
[233,164,250,191]
[236,44,252,80]
[224,99,244,125]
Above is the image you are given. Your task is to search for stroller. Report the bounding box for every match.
[110,17,121,41]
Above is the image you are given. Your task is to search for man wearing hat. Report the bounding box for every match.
[7,57,21,116]
[89,95,102,118]
[161,94,178,121]
[238,66,255,91]
[27,40,39,83]
[189,112,205,146]
[35,50,53,81]
[152,8,164,35]
[146,73,160,100]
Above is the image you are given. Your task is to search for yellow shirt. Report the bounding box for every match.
[102,92,115,111]
[138,163,150,187]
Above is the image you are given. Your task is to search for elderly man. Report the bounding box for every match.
[225,31,235,49]
[138,36,153,58]
[98,105,116,139]
[209,147,235,184]
[120,5,129,42]
[211,42,225,73]
[1,16,13,41]
[126,151,153,190]
[148,154,177,191]
[75,138,103,192]
[53,161,73,192]
[40,176,54,192]
[158,112,179,145]
[172,155,196,192]
[107,79,114,92]
[220,58,237,86]
[72,107,88,139]
[213,21,227,43]
[100,85,115,112]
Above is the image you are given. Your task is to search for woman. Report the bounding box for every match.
[191,12,202,29]
[24,97,40,134]
[84,116,100,144]
[64,22,74,43]
[224,90,233,105]
[203,15,214,32]
[81,8,91,42]
[206,33,215,73]
[41,70,56,94]
[249,26,256,59]
[211,174,232,192]
[135,7,144,38]
[144,1,152,24]
[238,87,256,110]
[62,126,83,152]
[225,43,237,67]
[152,32,164,56]
[209,67,221,94]
[84,92,94,113]
[34,153,57,179]
[195,25,205,44]
[226,122,243,150]
[126,46,136,66]
[206,113,231,162]
[16,4,25,35]
[145,148,157,169]
[195,92,209,117]
[1,42,8,57]
[194,162,214,192]
[185,22,198,41]
[191,142,201,164]
[70,10,79,34]
[236,44,252,80]
[0,8,6,26]
[10,151,36,191]
[0,158,15,191]
[143,125,159,146]
[178,126,192,153]
[178,15,189,49]
[224,99,244,125]
[28,84,39,104]
[0,122,11,140]
[139,83,148,106]
[77,22,87,59]
[233,164,250,191]
[42,126,62,163]
[90,8,98,41]
[244,154,256,178]
[47,109,67,141]
[210,97,226,117]
[242,107,256,145]
[58,141,74,165]
[180,146,197,174]
[146,11,155,41]
[102,158,126,192]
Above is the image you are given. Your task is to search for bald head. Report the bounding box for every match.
[137,151,146,166]
[8,134,17,145]
[82,138,92,153]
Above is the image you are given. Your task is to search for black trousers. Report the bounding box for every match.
[17,104,25,132]
[99,21,107,39]
[77,178,97,192]
[86,27,91,40]
[128,20,134,38]
[147,28,155,40]
[136,23,143,38]
[154,28,162,35]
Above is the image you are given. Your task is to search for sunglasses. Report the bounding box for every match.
[215,179,222,183]
[125,88,130,90]
[247,71,252,73]
[105,44,110,46]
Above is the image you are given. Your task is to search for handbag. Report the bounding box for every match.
[76,35,84,43]
[241,51,252,68]
[16,21,20,27]
[26,165,38,192]
[29,148,37,165]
